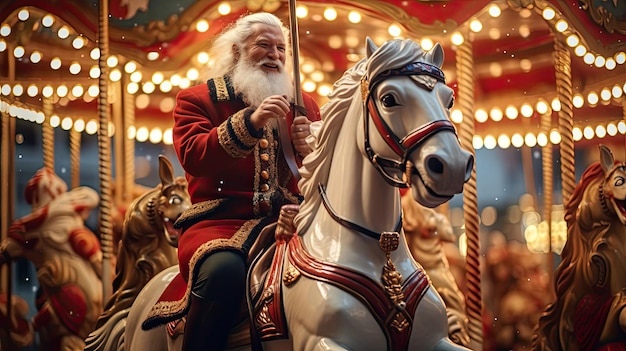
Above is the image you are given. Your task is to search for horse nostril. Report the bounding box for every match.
[426,156,444,175]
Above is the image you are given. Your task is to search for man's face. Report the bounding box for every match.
[243,23,286,73]
[231,22,293,107]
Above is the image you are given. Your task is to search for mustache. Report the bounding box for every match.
[257,59,284,70]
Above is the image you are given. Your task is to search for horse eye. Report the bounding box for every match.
[381,94,398,107]
[169,196,182,205]
[615,177,624,187]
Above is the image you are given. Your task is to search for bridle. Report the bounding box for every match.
[317,61,458,244]
[360,61,458,188]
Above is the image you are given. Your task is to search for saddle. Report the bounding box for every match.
[246,205,300,344]
[163,205,297,346]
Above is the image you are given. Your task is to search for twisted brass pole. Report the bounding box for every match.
[1,107,15,294]
[123,85,136,204]
[98,0,113,301]
[70,129,81,189]
[113,80,123,208]
[554,39,575,206]
[1,43,16,340]
[541,110,554,293]
[42,97,54,171]
[456,36,483,350]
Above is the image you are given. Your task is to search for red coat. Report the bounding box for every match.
[143,76,320,329]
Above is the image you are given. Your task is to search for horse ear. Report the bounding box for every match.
[599,144,614,174]
[366,37,377,58]
[158,155,174,186]
[427,43,445,68]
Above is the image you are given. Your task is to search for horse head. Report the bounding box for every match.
[358,37,473,208]
[154,155,190,248]
[534,144,626,351]
[126,155,190,249]
[598,144,626,226]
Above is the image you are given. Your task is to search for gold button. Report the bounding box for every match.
[261,170,269,179]
[260,184,270,192]
[261,154,269,162]
[259,139,269,148]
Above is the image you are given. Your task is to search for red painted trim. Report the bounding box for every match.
[400,120,456,150]
[367,98,404,157]
[288,235,430,350]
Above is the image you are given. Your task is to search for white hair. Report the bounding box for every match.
[204,12,293,80]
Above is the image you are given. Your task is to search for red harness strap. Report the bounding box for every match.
[256,239,290,341]
[287,235,430,351]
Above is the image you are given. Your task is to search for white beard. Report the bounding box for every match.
[231,55,294,108]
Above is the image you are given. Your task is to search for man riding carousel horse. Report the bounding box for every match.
[140,12,321,351]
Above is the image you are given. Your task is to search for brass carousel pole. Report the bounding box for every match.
[123,77,136,204]
[98,0,114,302]
[456,31,483,350]
[112,79,123,208]
[540,108,555,293]
[70,128,81,189]
[1,41,16,347]
[42,97,55,171]
[553,39,575,206]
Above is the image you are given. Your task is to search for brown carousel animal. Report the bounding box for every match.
[401,190,470,347]
[84,155,190,351]
[534,144,626,350]
[0,167,103,351]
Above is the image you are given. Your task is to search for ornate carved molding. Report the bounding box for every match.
[579,0,626,35]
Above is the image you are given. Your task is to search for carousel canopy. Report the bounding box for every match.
[0,0,624,148]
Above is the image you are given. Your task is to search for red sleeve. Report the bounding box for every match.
[303,93,321,123]
[172,86,221,176]
[172,85,254,177]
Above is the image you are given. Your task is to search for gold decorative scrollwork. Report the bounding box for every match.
[580,0,626,35]
[379,231,409,331]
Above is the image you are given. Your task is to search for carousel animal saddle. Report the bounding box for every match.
[247,230,433,350]
[153,221,290,341]
[248,227,290,341]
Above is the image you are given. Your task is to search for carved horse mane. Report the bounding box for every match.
[534,145,626,351]
[94,155,190,329]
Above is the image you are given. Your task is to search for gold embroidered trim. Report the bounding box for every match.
[213,77,231,101]
[174,199,225,229]
[218,109,258,158]
[232,109,258,148]
[145,219,262,322]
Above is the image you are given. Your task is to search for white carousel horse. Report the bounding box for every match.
[0,168,103,350]
[84,155,190,351]
[534,145,626,350]
[123,37,474,351]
